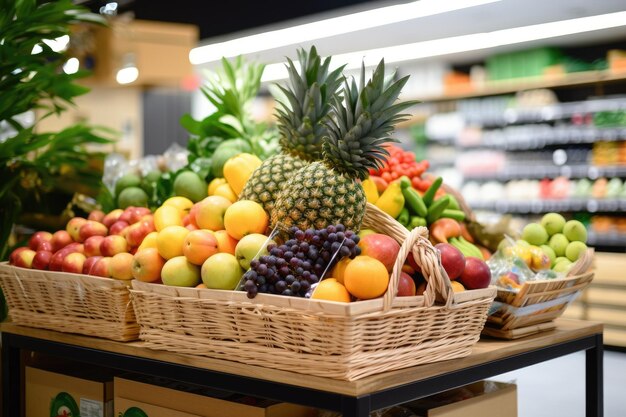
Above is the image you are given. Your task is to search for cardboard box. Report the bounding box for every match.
[115,374,316,417]
[406,380,517,417]
[116,397,201,417]
[26,366,114,417]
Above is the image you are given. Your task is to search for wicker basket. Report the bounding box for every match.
[482,249,594,339]
[130,203,495,381]
[0,263,138,341]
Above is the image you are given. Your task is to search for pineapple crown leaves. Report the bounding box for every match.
[323,59,419,180]
[274,46,345,159]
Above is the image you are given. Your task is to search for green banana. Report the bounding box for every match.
[422,176,443,207]
[426,195,450,224]
[450,236,483,259]
[396,206,410,226]
[440,209,466,221]
[402,185,428,217]
[446,193,461,210]
[409,215,427,228]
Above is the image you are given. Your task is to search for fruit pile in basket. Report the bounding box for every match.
[489,213,590,290]
[8,46,496,303]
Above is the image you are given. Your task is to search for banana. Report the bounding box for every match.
[449,237,484,260]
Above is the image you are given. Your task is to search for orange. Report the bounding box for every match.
[208,178,228,196]
[138,231,158,250]
[311,278,351,303]
[213,183,238,203]
[223,200,269,240]
[163,196,194,216]
[343,256,389,300]
[330,257,351,285]
[450,280,465,292]
[154,205,183,231]
[156,225,189,260]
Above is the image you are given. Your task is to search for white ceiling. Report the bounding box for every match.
[195,0,626,70]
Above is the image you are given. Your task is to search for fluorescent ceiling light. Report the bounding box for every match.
[190,0,500,65]
[261,10,626,82]
[116,66,139,84]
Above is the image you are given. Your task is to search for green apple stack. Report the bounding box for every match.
[528,213,589,273]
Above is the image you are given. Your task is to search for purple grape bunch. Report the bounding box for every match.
[241,224,361,299]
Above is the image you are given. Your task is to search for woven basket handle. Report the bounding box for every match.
[362,203,455,312]
[382,226,441,310]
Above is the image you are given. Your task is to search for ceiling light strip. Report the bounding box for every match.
[189,0,500,65]
[261,10,626,82]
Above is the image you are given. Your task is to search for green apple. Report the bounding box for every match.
[521,223,549,246]
[549,233,569,257]
[565,241,587,262]
[201,253,243,290]
[235,234,273,270]
[161,256,200,287]
[540,213,566,236]
[563,220,587,243]
[553,258,572,273]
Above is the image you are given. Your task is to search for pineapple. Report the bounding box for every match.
[240,46,344,214]
[272,60,417,232]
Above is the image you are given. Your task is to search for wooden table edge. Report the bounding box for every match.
[0,318,603,397]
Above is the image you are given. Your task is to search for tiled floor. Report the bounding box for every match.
[490,349,626,417]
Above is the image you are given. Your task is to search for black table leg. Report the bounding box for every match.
[341,395,371,417]
[586,333,603,417]
[2,332,21,417]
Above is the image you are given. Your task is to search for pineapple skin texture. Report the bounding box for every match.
[240,153,307,215]
[272,161,366,232]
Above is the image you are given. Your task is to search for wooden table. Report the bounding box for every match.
[1,318,603,417]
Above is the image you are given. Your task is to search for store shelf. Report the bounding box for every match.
[587,231,626,248]
[463,165,626,181]
[468,198,626,214]
[415,70,626,103]
[460,126,626,151]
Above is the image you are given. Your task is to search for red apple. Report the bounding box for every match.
[407,253,422,274]
[102,209,123,228]
[132,248,165,282]
[32,250,53,270]
[87,210,105,223]
[62,252,87,274]
[357,233,400,272]
[84,235,105,257]
[109,252,134,280]
[50,230,73,252]
[91,257,113,278]
[49,243,83,271]
[100,235,128,257]
[66,217,87,241]
[37,240,53,252]
[9,247,29,265]
[435,243,466,280]
[397,271,416,296]
[13,249,36,268]
[459,257,491,290]
[109,220,130,236]
[78,220,108,242]
[28,231,52,250]
[83,256,102,275]
[129,207,151,223]
[125,219,155,247]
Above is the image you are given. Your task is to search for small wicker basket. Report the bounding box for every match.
[482,250,594,339]
[0,263,138,341]
[130,203,495,381]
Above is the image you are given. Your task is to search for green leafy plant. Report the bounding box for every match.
[0,0,114,261]
[181,56,280,163]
